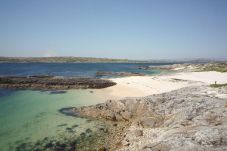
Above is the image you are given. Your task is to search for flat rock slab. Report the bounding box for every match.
[0,76,116,90]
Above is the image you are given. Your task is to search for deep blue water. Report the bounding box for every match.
[0,88,15,98]
[0,62,171,77]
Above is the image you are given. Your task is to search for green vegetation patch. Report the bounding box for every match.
[210,83,227,88]
[201,63,227,72]
[0,57,146,63]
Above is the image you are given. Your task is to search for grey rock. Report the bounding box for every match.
[60,85,227,151]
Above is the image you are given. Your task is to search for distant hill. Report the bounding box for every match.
[0,57,145,63]
[0,57,226,63]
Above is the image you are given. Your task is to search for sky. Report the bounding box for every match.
[0,0,227,60]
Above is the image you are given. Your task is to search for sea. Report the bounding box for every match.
[0,62,171,151]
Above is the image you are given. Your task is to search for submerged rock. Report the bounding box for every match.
[71,124,79,128]
[49,90,67,94]
[58,107,78,117]
[15,127,108,151]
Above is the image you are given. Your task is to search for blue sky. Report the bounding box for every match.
[0,0,227,59]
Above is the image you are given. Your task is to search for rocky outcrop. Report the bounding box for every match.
[138,62,227,73]
[63,86,227,151]
[118,87,227,151]
[71,98,154,122]
[0,76,116,90]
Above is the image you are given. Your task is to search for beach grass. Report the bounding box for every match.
[201,63,227,72]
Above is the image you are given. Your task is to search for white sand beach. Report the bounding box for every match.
[99,71,227,98]
[166,71,227,84]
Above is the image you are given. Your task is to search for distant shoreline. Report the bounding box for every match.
[1,56,226,63]
[0,57,147,63]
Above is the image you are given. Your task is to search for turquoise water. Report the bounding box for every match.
[0,63,167,150]
[0,89,109,151]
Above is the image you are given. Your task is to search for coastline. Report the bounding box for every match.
[1,63,227,150]
[94,71,227,99]
[68,69,227,150]
[11,78,227,150]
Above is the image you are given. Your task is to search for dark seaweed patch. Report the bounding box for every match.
[14,121,110,151]
[66,127,74,133]
[86,128,92,133]
[0,130,12,137]
[57,123,67,127]
[86,119,92,123]
[49,90,67,95]
[71,124,79,128]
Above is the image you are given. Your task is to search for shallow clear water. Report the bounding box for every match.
[0,89,109,151]
[0,63,169,150]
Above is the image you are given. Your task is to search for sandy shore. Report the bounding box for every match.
[97,71,227,98]
[166,71,227,84]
